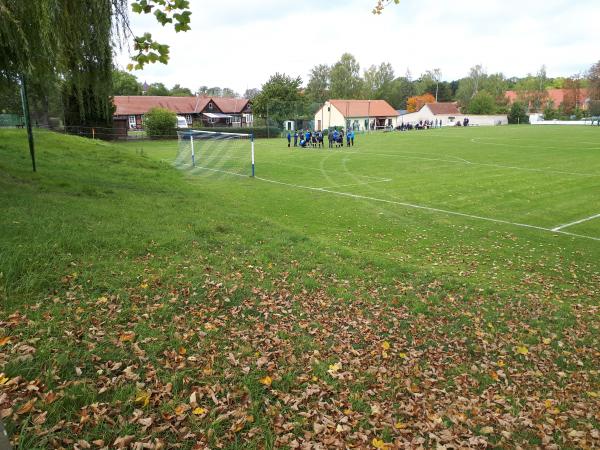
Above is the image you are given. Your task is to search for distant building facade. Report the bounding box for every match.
[113,96,253,130]
[400,103,508,126]
[313,99,400,131]
[505,89,590,112]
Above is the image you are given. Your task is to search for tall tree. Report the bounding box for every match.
[146,83,170,96]
[243,88,260,100]
[387,77,416,109]
[306,64,331,104]
[112,70,142,95]
[252,73,304,125]
[330,53,363,99]
[363,62,395,101]
[0,0,191,169]
[221,88,239,98]
[514,66,550,112]
[562,74,583,115]
[455,65,487,110]
[170,84,193,96]
[588,60,600,101]
[206,87,223,97]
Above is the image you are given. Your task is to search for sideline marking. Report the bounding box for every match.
[552,213,600,231]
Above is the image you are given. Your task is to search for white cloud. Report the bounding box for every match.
[116,0,600,93]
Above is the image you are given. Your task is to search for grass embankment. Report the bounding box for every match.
[0,129,598,449]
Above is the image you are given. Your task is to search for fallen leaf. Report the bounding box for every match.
[0,337,11,346]
[515,345,529,355]
[174,404,190,416]
[178,346,187,356]
[481,426,494,434]
[113,435,135,448]
[192,407,207,415]
[542,337,552,345]
[260,376,273,386]
[16,399,35,415]
[0,374,9,385]
[327,362,342,374]
[372,437,388,449]
[119,332,135,342]
[135,390,150,407]
[381,341,390,350]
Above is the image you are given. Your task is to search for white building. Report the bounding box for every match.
[314,99,399,131]
[400,103,508,126]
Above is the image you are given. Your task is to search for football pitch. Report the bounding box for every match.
[1,126,599,448]
[168,125,600,244]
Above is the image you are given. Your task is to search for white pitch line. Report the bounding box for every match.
[314,178,392,190]
[253,176,600,242]
[552,213,600,231]
[171,160,600,242]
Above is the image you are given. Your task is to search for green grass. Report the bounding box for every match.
[0,126,599,449]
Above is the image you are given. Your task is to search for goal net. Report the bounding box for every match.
[176,130,254,177]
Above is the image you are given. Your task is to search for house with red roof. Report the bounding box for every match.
[113,96,253,130]
[505,88,590,111]
[313,99,399,131]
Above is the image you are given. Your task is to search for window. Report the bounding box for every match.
[208,102,213,110]
[185,114,192,125]
[129,115,136,128]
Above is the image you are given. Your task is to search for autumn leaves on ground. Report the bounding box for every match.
[0,129,599,449]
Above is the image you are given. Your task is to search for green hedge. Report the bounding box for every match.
[191,126,281,138]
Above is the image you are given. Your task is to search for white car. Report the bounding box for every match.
[176,115,189,129]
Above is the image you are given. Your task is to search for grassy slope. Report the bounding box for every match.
[0,128,598,449]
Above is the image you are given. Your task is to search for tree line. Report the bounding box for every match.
[112,70,260,99]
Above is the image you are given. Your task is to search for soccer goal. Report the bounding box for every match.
[176,130,255,177]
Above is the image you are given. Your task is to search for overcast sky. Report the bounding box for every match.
[116,0,600,95]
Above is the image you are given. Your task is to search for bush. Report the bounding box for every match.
[144,107,177,138]
[589,100,600,117]
[190,126,281,139]
[543,104,557,120]
[467,91,496,115]
[508,101,529,124]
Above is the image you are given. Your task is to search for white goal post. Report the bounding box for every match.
[176,130,255,177]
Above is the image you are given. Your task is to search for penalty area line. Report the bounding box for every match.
[253,176,600,242]
[552,213,600,231]
[170,161,600,242]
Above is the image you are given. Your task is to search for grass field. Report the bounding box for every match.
[0,126,599,449]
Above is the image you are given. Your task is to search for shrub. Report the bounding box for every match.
[543,104,557,120]
[467,91,496,115]
[589,100,600,117]
[508,102,529,124]
[144,107,177,138]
